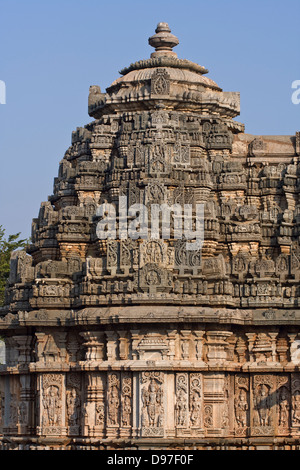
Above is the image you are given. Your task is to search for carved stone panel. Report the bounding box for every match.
[39,374,65,436]
[140,371,164,437]
[150,69,170,97]
[106,372,120,438]
[120,373,132,437]
[190,373,203,431]
[251,375,275,436]
[66,373,81,436]
[234,374,249,436]
[276,375,290,436]
[175,373,189,436]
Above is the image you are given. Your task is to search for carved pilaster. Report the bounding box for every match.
[13,336,32,365]
[166,329,177,360]
[83,372,106,438]
[117,331,129,360]
[18,374,34,435]
[5,337,18,366]
[34,332,47,363]
[202,373,227,436]
[106,331,118,362]
[180,330,191,360]
[131,330,140,360]
[80,331,104,362]
[194,330,205,363]
[245,333,256,363]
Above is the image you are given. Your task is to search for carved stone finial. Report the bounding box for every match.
[148,22,179,58]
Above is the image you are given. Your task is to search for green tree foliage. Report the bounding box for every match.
[0,226,28,306]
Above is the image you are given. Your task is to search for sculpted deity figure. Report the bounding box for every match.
[234,390,248,427]
[175,389,187,426]
[108,385,120,426]
[142,379,163,427]
[145,241,163,265]
[43,386,61,426]
[190,391,201,427]
[67,389,81,426]
[279,390,289,427]
[122,395,131,427]
[255,385,270,427]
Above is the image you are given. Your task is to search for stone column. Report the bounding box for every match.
[203,372,228,437]
[83,372,106,438]
[4,337,18,366]
[18,374,34,435]
[13,336,32,364]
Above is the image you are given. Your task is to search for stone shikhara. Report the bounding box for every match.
[0,22,300,450]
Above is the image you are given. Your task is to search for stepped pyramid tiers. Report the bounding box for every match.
[0,23,300,451]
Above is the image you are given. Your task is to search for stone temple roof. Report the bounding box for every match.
[88,23,240,125]
[111,22,221,93]
[118,22,211,79]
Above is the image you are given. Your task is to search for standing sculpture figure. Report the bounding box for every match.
[43,386,60,426]
[235,390,248,428]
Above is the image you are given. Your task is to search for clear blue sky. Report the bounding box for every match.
[0,0,299,239]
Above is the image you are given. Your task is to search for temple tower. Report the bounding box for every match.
[0,23,300,450]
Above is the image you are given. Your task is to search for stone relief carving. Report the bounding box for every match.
[41,374,63,435]
[175,373,189,430]
[107,373,120,428]
[234,375,249,435]
[190,373,202,428]
[151,69,170,96]
[141,372,164,437]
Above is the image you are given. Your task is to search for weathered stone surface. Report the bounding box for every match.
[0,23,300,450]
